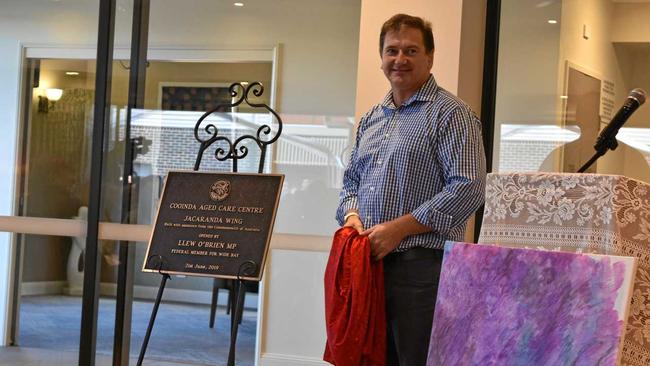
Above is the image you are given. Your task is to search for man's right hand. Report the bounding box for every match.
[344,215,364,233]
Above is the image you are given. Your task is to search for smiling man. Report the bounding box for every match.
[336,14,486,365]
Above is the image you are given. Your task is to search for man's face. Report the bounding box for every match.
[381,26,433,93]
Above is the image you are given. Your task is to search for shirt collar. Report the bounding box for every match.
[381,74,438,110]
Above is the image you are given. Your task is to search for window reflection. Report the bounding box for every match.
[498,124,579,172]
[494,0,650,182]
[129,109,354,235]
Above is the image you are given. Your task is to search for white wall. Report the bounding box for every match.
[621,47,650,125]
[558,0,627,107]
[458,0,487,114]
[0,38,22,344]
[0,0,360,115]
[492,0,650,178]
[612,3,650,43]
[354,0,464,120]
[611,1,650,125]
[557,0,650,181]
[495,0,562,127]
[147,0,360,116]
[259,249,330,366]
[493,0,562,173]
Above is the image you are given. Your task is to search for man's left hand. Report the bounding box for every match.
[361,214,432,261]
[361,221,407,261]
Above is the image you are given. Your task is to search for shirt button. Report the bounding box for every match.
[377,160,382,165]
[369,186,374,191]
[385,133,389,138]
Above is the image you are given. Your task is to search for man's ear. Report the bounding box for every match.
[427,52,434,69]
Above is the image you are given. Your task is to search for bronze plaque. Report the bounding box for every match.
[142,171,284,281]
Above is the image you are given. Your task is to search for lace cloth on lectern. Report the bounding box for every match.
[479,172,650,366]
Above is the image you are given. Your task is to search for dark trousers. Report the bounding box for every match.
[383,247,444,366]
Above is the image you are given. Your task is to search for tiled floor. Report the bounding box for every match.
[2,295,257,366]
[0,346,192,366]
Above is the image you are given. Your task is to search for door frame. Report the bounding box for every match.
[7,44,280,349]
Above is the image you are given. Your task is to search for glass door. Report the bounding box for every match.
[3,0,363,365]
[6,0,135,364]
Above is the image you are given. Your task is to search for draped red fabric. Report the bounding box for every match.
[323,227,386,366]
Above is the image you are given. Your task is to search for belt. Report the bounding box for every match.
[385,246,443,262]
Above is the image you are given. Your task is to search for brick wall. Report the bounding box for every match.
[498,140,562,172]
[131,125,263,175]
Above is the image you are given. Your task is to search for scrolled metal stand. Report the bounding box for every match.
[193,81,283,173]
[194,82,282,365]
[227,261,258,366]
[137,255,171,366]
[136,82,281,366]
[193,82,282,365]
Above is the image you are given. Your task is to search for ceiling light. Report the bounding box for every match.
[45,88,63,101]
[548,19,558,24]
[66,71,80,76]
[234,2,244,6]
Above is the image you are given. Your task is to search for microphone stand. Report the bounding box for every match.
[577,134,618,173]
[577,88,646,173]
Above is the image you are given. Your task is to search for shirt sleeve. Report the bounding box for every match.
[335,114,368,226]
[410,106,486,234]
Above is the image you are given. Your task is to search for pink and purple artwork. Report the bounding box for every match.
[427,242,637,366]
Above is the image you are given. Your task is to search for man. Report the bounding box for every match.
[336,14,486,365]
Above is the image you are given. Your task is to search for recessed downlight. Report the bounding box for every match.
[66,71,80,76]
[234,2,244,6]
[548,19,558,24]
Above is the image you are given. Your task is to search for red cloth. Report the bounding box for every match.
[323,227,386,366]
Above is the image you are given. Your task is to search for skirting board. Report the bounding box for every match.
[99,282,258,309]
[259,353,329,366]
[20,281,257,309]
[21,281,66,296]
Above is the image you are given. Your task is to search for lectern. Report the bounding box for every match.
[479,172,650,366]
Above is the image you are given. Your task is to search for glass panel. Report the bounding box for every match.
[19,59,96,360]
[492,4,650,366]
[494,0,650,182]
[5,0,362,364]
[123,0,361,364]
[21,57,101,327]
[4,0,136,363]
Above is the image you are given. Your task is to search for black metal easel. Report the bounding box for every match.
[137,82,283,366]
[137,255,170,366]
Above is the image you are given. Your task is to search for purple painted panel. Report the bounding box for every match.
[427,242,635,366]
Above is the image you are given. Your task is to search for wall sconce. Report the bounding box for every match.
[38,88,63,113]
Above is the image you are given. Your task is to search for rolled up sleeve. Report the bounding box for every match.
[411,107,486,234]
[336,119,366,226]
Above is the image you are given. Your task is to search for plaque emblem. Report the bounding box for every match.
[210,180,231,201]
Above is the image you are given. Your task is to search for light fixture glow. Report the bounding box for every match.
[65,71,80,76]
[548,19,558,24]
[560,95,569,99]
[45,88,63,101]
[234,2,244,7]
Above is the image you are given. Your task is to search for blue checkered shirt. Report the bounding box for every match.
[336,76,486,251]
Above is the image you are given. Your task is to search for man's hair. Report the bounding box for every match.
[379,14,435,55]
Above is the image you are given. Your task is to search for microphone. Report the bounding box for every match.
[594,88,646,153]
